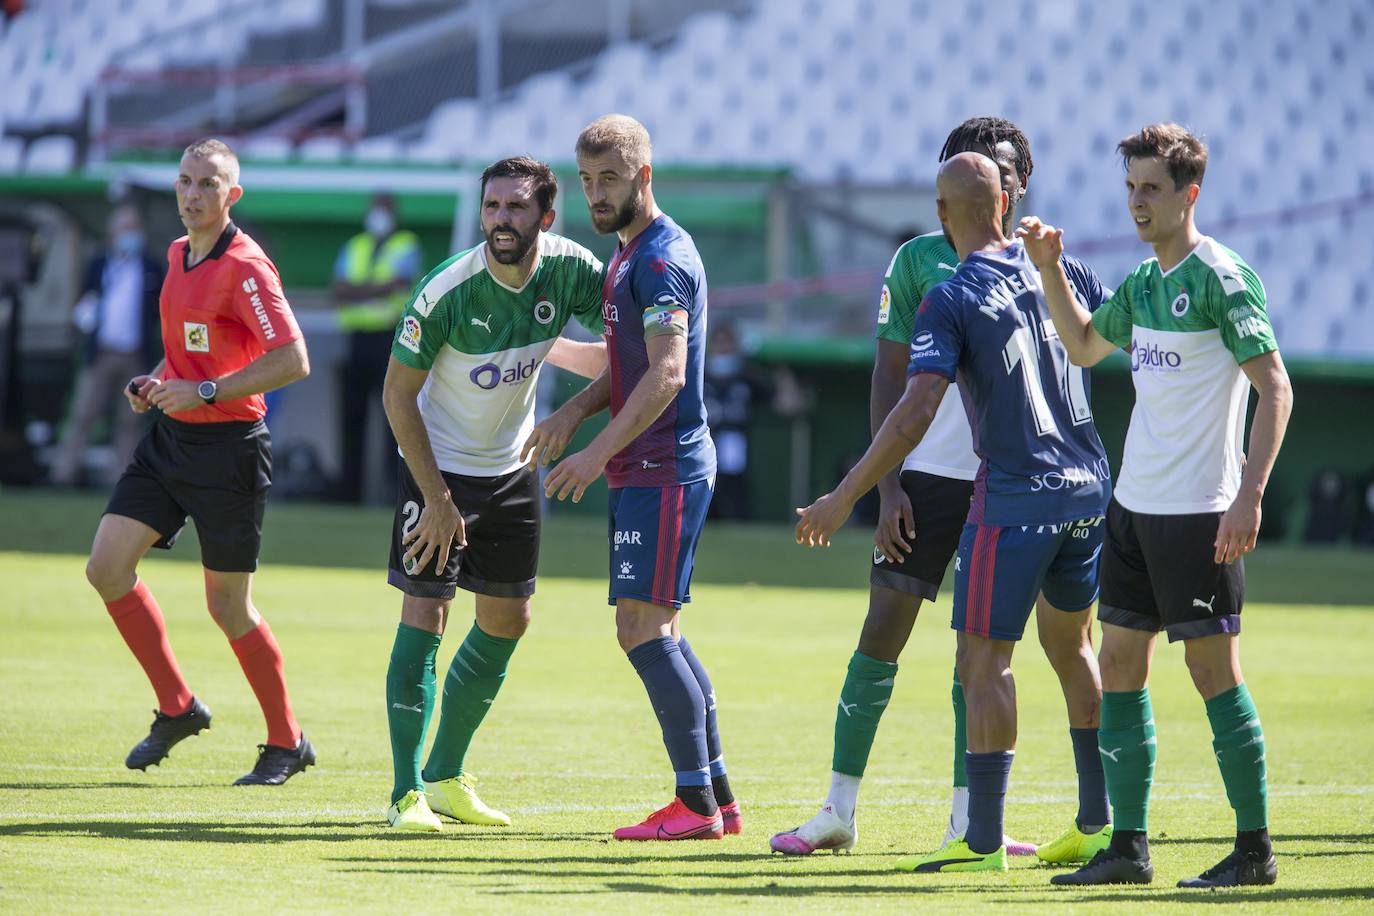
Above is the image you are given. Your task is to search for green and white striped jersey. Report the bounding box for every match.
[390,233,604,477]
[1091,236,1278,514]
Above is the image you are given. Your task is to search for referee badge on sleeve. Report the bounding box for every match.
[184,322,210,352]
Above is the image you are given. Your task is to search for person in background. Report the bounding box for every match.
[703,320,804,520]
[52,204,164,487]
[331,193,423,502]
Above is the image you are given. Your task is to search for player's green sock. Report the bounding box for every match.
[1206,683,1268,832]
[952,667,968,789]
[386,623,441,805]
[831,651,897,777]
[1099,688,1156,832]
[422,623,519,783]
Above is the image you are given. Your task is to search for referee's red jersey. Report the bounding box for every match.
[159,223,302,423]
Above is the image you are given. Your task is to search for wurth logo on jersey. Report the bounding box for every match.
[242,276,277,340]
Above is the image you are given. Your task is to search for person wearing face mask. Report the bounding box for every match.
[330,192,423,502]
[52,203,165,487]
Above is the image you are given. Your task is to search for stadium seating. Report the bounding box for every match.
[0,0,1368,355]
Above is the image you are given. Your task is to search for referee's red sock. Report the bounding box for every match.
[230,620,301,749]
[105,580,194,717]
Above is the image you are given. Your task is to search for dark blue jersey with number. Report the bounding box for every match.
[908,242,1111,526]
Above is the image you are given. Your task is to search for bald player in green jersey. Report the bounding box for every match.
[1023,123,1292,888]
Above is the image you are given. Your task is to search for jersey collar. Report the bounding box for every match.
[1158,236,1210,278]
[183,221,238,272]
[480,237,541,294]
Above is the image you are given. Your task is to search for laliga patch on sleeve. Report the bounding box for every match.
[184,321,209,352]
[878,284,892,325]
[399,315,422,353]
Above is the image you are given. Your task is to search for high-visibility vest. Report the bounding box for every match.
[336,229,421,332]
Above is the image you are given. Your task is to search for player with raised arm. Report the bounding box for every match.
[1022,124,1292,888]
[795,152,1112,873]
[85,138,315,785]
[772,118,1111,866]
[379,157,607,831]
[536,114,740,841]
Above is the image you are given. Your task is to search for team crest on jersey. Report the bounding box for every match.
[878,284,892,325]
[613,258,632,287]
[183,322,209,352]
[399,316,422,354]
[534,297,555,325]
[1171,291,1191,317]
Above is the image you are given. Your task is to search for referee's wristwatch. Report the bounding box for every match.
[197,379,219,405]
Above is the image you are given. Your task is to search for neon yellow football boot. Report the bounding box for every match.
[387,789,443,832]
[896,839,1008,873]
[424,773,511,826]
[1036,823,1113,864]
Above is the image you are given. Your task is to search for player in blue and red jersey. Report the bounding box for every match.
[796,152,1112,873]
[533,114,737,841]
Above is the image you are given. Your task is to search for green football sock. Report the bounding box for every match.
[422,623,519,783]
[1206,683,1268,832]
[952,667,968,788]
[386,623,441,805]
[1099,688,1156,832]
[831,651,897,777]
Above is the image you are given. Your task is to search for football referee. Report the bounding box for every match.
[84,138,315,785]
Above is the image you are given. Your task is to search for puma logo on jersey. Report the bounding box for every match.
[471,315,493,332]
[1192,594,1216,612]
[937,262,957,272]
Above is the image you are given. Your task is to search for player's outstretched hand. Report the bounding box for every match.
[1214,494,1260,565]
[1016,216,1064,269]
[403,492,465,575]
[125,375,160,414]
[544,448,607,504]
[874,485,915,563]
[521,406,583,469]
[795,490,855,548]
[147,378,206,414]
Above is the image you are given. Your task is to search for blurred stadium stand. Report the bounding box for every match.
[0,0,1369,356]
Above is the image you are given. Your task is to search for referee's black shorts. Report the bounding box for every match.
[105,416,272,572]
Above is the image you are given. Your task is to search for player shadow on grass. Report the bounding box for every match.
[0,781,225,791]
[0,820,438,844]
[1068,886,1374,905]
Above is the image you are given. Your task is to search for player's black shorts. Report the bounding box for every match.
[869,470,974,600]
[1098,498,1245,642]
[105,416,272,573]
[388,461,540,600]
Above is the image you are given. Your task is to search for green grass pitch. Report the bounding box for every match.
[1,491,1371,912]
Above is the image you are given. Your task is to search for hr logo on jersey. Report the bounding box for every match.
[1130,339,1182,372]
[1171,291,1191,317]
[183,322,209,352]
[398,316,422,354]
[534,297,555,325]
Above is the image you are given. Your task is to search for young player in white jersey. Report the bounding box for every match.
[379,157,607,832]
[1021,123,1292,888]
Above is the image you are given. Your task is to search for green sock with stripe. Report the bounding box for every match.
[386,623,441,805]
[1206,683,1268,832]
[422,623,520,783]
[1099,688,1156,832]
[831,651,898,777]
